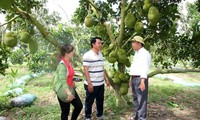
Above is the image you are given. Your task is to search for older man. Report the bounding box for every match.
[129,36,151,120]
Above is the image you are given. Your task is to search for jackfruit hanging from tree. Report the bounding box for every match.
[119,82,129,95]
[134,22,144,33]
[108,50,117,63]
[3,32,18,48]
[113,72,121,85]
[97,25,107,36]
[148,6,160,26]
[125,13,136,28]
[28,40,38,54]
[19,30,31,44]
[84,14,95,27]
[143,0,152,12]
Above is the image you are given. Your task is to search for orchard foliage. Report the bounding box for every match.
[73,0,184,68]
[72,0,200,96]
[0,0,63,75]
[73,0,185,95]
[73,0,200,69]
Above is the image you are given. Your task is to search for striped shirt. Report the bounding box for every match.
[83,50,105,86]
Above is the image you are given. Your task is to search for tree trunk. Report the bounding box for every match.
[148,68,200,77]
[106,68,128,108]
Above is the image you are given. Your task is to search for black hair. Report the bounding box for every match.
[90,37,102,48]
[60,44,74,57]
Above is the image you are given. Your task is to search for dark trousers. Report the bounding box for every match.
[84,84,104,118]
[131,77,148,120]
[57,90,83,120]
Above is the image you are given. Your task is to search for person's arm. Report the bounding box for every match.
[103,69,110,86]
[83,66,94,93]
[138,53,151,91]
[83,66,92,85]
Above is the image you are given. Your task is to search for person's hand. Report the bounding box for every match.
[105,79,110,87]
[139,79,146,92]
[66,93,75,102]
[88,82,94,93]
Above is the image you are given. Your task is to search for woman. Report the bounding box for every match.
[53,44,83,120]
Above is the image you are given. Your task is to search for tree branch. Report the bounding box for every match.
[125,0,134,12]
[13,4,60,49]
[117,0,126,46]
[0,16,19,27]
[88,0,99,11]
[122,32,137,48]
[103,22,115,43]
[148,68,200,78]
[127,47,133,55]
[88,0,100,19]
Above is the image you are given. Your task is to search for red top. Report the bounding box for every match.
[62,57,75,88]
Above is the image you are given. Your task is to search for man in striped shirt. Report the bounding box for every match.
[83,37,110,120]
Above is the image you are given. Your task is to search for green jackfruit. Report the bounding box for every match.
[109,50,117,58]
[109,70,115,78]
[102,48,111,56]
[108,50,118,63]
[121,82,129,88]
[108,56,117,63]
[19,30,31,44]
[117,49,127,63]
[119,73,129,82]
[125,59,131,67]
[143,0,152,12]
[118,55,127,64]
[119,83,128,95]
[117,48,126,56]
[3,32,17,48]
[113,74,121,85]
[134,22,144,33]
[84,15,94,27]
[119,73,127,82]
[97,25,106,36]
[125,13,136,28]
[28,40,38,54]
[148,6,160,26]
[109,43,114,50]
[123,73,130,82]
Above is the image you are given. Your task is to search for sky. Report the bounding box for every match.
[46,0,79,22]
[0,0,80,23]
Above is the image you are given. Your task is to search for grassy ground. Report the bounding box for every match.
[0,65,200,120]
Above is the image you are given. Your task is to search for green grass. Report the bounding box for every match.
[148,77,184,103]
[0,65,200,119]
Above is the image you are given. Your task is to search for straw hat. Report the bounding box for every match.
[131,36,145,44]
